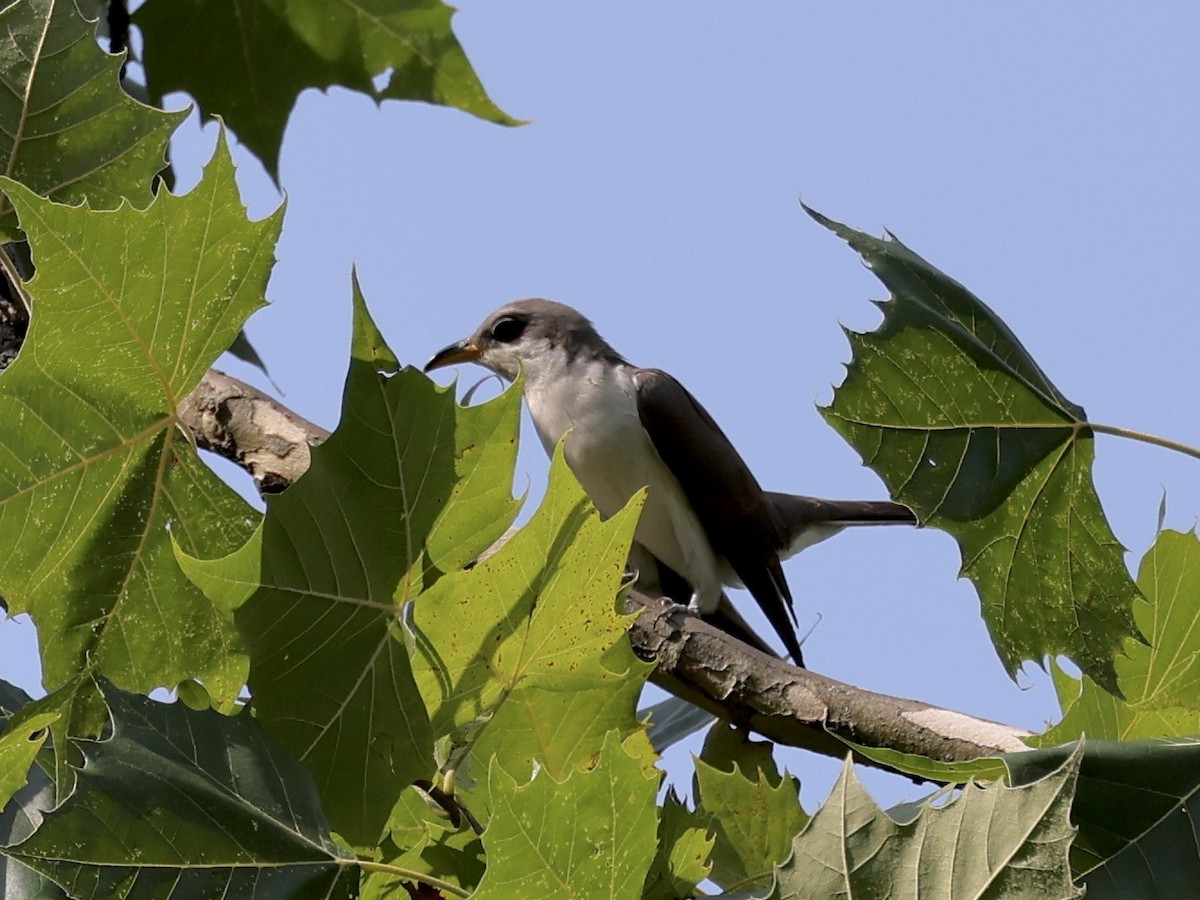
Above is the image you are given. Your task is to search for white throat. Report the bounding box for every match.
[521,349,637,458]
[517,347,727,613]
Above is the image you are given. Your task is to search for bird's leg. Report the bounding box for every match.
[687,581,723,615]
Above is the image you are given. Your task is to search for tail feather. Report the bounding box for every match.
[767,493,915,560]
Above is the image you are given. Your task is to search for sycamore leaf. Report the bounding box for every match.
[137,0,519,180]
[0,134,276,718]
[692,723,806,893]
[779,746,1082,899]
[178,279,521,847]
[0,681,65,900]
[361,787,486,897]
[1007,739,1200,897]
[0,0,183,239]
[410,441,650,801]
[1118,528,1200,710]
[2,683,356,899]
[641,788,713,900]
[832,737,1010,786]
[473,732,658,900]
[812,206,1140,693]
[0,685,58,811]
[1034,529,1200,746]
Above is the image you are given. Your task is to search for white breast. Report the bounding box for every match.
[522,355,725,611]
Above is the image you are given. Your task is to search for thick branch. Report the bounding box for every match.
[179,369,1031,766]
[177,369,329,493]
[628,592,1029,765]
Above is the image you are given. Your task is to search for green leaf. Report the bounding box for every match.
[2,682,356,899]
[0,688,59,811]
[411,443,649,795]
[137,0,519,180]
[468,668,653,801]
[779,747,1082,899]
[0,0,183,239]
[0,683,66,899]
[824,735,1010,789]
[473,732,659,900]
[641,789,713,900]
[812,207,1140,693]
[362,788,485,897]
[179,280,522,847]
[1119,529,1200,710]
[0,133,276,711]
[1007,738,1200,896]
[1035,529,1200,746]
[226,329,279,388]
[693,723,806,893]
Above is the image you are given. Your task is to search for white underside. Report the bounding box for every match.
[522,353,728,613]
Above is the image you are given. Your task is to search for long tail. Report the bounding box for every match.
[766,492,916,559]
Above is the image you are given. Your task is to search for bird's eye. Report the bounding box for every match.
[489,316,527,344]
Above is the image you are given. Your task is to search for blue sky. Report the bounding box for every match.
[3,4,1199,810]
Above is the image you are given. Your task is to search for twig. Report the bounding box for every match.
[1088,421,1200,462]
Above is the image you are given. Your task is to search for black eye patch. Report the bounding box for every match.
[489,315,527,344]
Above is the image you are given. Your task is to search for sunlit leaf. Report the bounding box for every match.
[411,443,649,801]
[179,279,521,846]
[473,732,658,899]
[813,206,1140,693]
[0,680,57,813]
[1035,529,1200,746]
[0,134,276,716]
[0,681,65,899]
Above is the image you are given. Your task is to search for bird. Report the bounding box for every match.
[424,300,915,665]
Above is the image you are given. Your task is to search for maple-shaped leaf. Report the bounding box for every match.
[137,0,519,180]
[363,787,486,896]
[473,732,659,900]
[1008,738,1200,897]
[779,747,1082,899]
[0,681,65,898]
[0,133,279,713]
[691,722,807,893]
[410,440,650,801]
[0,0,183,239]
[3,682,356,899]
[1034,529,1200,746]
[0,681,58,812]
[813,206,1140,693]
[642,789,713,900]
[178,279,521,847]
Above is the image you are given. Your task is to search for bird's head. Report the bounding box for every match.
[423,299,626,382]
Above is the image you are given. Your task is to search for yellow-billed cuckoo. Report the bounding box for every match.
[425,300,914,665]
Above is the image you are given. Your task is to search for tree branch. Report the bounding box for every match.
[177,369,328,493]
[627,592,1029,765]
[178,369,1032,767]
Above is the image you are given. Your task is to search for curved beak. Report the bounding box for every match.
[423,339,482,373]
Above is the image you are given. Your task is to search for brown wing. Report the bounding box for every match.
[632,368,803,664]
